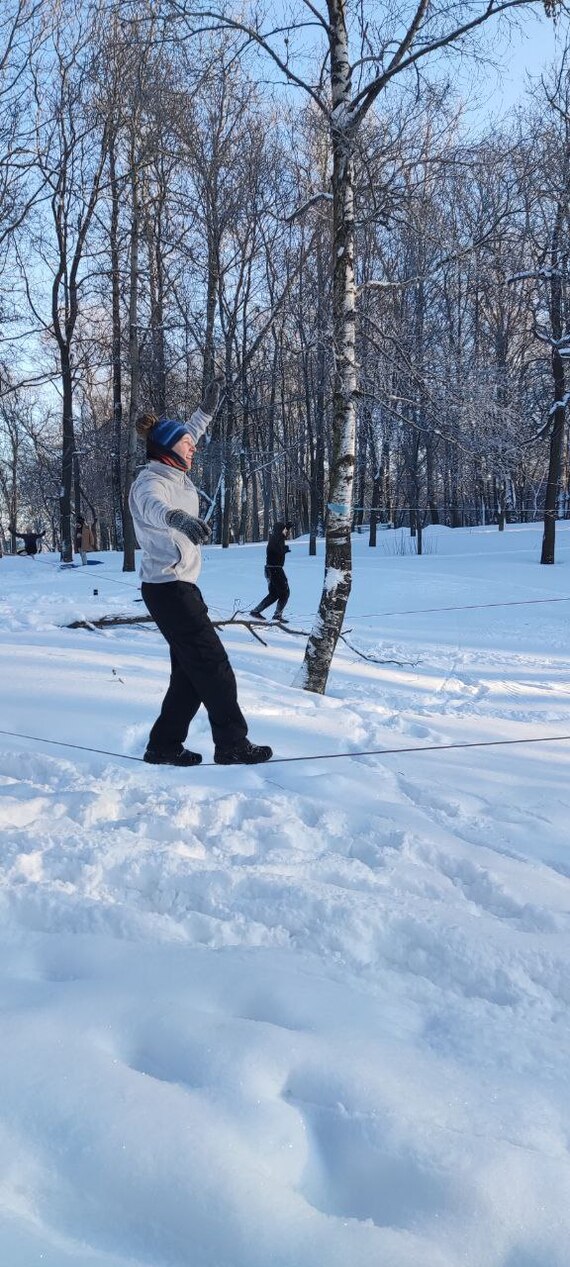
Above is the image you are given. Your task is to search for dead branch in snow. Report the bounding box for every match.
[65,611,418,666]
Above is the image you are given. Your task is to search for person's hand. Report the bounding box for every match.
[200,374,224,416]
[166,509,212,544]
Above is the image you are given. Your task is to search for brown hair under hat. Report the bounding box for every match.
[136,412,159,438]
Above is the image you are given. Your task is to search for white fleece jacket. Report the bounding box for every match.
[128,407,211,585]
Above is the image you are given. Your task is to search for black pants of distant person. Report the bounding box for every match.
[254,565,290,615]
[141,580,248,751]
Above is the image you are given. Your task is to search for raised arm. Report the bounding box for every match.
[185,376,224,445]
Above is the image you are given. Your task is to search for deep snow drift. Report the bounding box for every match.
[0,523,569,1267]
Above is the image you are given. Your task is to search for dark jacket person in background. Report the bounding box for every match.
[11,527,46,556]
[250,521,292,622]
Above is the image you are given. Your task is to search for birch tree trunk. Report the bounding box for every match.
[122,174,140,573]
[109,138,124,551]
[296,0,356,693]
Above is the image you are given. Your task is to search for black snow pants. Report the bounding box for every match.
[254,565,290,615]
[141,580,248,750]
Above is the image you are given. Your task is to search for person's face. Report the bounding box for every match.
[283,526,290,538]
[172,434,196,468]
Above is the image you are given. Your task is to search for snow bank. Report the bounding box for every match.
[0,524,569,1265]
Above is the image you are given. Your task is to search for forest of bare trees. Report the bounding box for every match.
[1,0,569,689]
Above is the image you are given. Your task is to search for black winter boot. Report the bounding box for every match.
[274,610,289,622]
[144,745,202,767]
[249,609,266,620]
[214,739,273,765]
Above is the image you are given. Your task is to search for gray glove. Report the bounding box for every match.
[166,509,211,544]
[200,374,223,416]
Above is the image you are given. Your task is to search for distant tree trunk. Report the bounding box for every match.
[300,295,319,557]
[262,342,278,539]
[145,195,167,416]
[354,411,368,532]
[203,221,219,396]
[542,212,566,565]
[308,366,326,556]
[426,439,439,524]
[73,446,81,521]
[59,348,75,564]
[2,410,22,553]
[450,480,461,527]
[221,341,235,548]
[496,478,506,529]
[238,355,251,542]
[541,398,566,565]
[369,440,389,547]
[369,470,381,547]
[312,238,327,555]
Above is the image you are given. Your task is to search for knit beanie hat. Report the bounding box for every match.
[136,413,190,468]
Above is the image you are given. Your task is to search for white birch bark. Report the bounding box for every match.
[296,0,356,693]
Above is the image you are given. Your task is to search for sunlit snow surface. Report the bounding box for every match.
[1,524,569,1267]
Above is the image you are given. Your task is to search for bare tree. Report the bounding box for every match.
[160,0,560,692]
[19,1,110,562]
[506,57,570,562]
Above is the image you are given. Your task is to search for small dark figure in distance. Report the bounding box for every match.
[11,527,46,556]
[250,521,293,622]
[128,380,273,768]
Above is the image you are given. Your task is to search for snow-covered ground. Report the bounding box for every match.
[1,522,570,1267]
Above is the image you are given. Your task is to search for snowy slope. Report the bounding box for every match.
[0,523,569,1267]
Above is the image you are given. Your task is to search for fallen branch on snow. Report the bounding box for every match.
[340,629,420,668]
[66,611,292,646]
[66,611,417,667]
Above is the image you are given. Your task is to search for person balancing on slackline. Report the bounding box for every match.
[129,377,273,767]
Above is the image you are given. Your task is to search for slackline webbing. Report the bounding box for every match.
[0,727,569,767]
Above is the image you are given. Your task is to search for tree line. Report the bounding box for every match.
[0,0,567,691]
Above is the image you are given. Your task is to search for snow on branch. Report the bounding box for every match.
[330,101,355,129]
[548,393,570,416]
[358,224,509,293]
[508,267,568,283]
[283,192,333,224]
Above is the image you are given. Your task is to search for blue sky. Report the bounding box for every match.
[456,10,565,124]
[254,5,565,131]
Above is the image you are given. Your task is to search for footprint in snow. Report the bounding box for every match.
[285,1092,450,1231]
